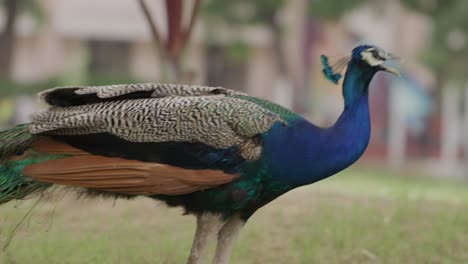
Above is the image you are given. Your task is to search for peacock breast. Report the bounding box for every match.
[260,115,370,187]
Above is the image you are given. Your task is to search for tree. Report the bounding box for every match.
[0,0,18,79]
[138,0,201,82]
[0,0,44,79]
[203,0,287,75]
[401,0,468,85]
[308,0,368,20]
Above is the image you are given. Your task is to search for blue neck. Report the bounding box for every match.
[333,59,376,132]
[342,59,376,108]
[262,59,376,187]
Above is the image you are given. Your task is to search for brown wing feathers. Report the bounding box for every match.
[22,138,239,195]
[31,137,88,155]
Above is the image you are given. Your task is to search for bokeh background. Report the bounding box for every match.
[1,0,468,263]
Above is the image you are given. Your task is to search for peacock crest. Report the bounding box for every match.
[320,54,350,84]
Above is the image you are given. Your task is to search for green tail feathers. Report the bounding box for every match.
[0,124,37,162]
[0,124,53,204]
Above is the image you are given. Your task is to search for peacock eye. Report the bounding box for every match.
[371,50,385,61]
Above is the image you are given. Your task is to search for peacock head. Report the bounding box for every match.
[321,45,399,84]
[352,45,400,76]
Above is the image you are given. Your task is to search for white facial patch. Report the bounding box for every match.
[360,48,384,66]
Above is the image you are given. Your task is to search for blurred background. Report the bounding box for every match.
[1,0,468,263]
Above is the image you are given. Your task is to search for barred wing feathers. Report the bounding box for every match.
[30,84,286,160]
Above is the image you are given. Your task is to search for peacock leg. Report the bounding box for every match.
[187,213,224,264]
[212,214,245,264]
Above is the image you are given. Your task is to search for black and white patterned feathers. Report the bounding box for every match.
[30,83,286,160]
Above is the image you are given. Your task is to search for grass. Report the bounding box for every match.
[1,167,468,263]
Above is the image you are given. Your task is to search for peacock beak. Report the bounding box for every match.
[380,53,400,76]
[381,65,400,76]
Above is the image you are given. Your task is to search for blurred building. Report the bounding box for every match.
[2,0,307,104]
[0,0,444,165]
[7,0,201,83]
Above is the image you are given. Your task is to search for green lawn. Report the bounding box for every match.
[1,167,468,264]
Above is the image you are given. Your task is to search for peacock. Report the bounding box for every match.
[0,45,398,264]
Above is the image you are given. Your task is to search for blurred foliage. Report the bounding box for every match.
[308,0,368,21]
[401,0,468,83]
[17,0,46,23]
[0,0,46,24]
[84,74,140,87]
[224,42,251,63]
[401,0,457,16]
[202,0,285,25]
[202,0,286,64]
[0,78,61,97]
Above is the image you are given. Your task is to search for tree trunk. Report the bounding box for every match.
[269,16,287,77]
[387,81,406,168]
[440,83,461,172]
[0,0,18,79]
[463,82,468,172]
[269,15,294,108]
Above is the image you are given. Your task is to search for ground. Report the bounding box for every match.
[1,167,468,263]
